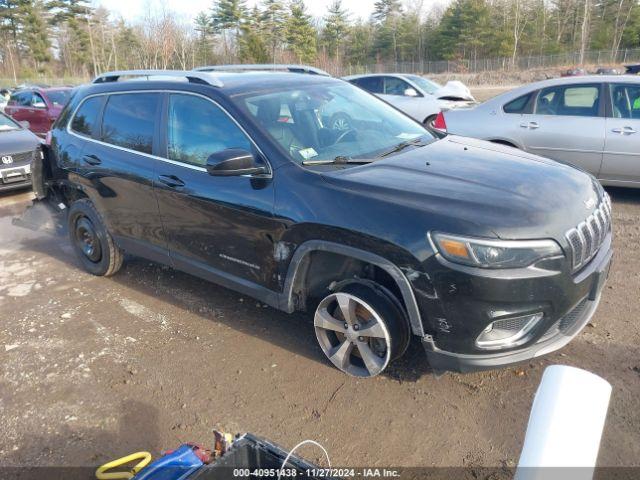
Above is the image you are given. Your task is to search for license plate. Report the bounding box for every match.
[0,167,28,180]
[589,258,611,301]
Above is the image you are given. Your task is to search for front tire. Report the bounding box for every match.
[313,282,410,377]
[68,199,123,277]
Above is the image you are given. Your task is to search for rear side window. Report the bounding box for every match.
[101,93,160,154]
[167,93,252,166]
[503,93,532,114]
[353,76,383,94]
[10,92,31,106]
[71,96,103,137]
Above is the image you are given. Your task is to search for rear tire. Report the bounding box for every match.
[313,282,410,377]
[68,199,123,277]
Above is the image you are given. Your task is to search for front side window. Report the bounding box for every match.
[167,94,252,167]
[71,96,103,137]
[383,77,413,96]
[535,84,600,117]
[610,83,640,119]
[101,93,160,154]
[233,81,432,165]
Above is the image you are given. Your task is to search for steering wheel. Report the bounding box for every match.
[334,129,357,144]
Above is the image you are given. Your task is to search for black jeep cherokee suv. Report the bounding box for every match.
[37,69,613,377]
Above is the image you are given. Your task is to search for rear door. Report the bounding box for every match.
[153,92,276,291]
[73,91,168,263]
[518,83,605,175]
[601,82,640,184]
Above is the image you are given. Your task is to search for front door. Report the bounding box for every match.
[153,92,277,292]
[518,83,605,176]
[601,83,640,185]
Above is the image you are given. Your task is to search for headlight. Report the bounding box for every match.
[430,232,562,269]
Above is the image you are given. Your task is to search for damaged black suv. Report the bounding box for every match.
[35,69,613,377]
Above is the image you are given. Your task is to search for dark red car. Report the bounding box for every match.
[5,87,72,137]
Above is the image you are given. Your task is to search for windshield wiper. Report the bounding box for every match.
[376,137,428,158]
[302,156,374,166]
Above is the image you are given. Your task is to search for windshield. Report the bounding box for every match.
[47,90,71,107]
[232,81,433,164]
[407,75,441,95]
[0,113,19,131]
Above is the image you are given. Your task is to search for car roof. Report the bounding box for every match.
[484,74,640,105]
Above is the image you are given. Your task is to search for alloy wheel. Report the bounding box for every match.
[314,292,391,377]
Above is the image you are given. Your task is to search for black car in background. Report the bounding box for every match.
[0,112,41,192]
[36,69,612,377]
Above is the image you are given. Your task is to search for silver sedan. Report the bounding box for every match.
[441,75,640,188]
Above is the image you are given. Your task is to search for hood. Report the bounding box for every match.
[0,128,40,154]
[321,136,602,240]
[433,81,476,102]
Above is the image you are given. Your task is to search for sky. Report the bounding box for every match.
[92,0,378,23]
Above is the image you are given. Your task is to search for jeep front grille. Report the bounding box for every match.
[565,193,612,271]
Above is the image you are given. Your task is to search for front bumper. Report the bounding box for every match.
[423,290,602,373]
[420,238,613,373]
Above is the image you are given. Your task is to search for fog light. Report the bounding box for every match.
[476,312,543,350]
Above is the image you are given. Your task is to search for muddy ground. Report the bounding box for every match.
[1,103,639,472]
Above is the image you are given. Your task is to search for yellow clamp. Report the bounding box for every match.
[95,451,152,480]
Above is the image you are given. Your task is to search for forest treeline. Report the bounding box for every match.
[1,0,640,80]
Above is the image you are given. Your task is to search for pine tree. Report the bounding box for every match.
[22,0,51,70]
[195,11,215,66]
[322,0,349,60]
[372,0,402,24]
[211,0,247,59]
[285,0,316,63]
[47,0,93,74]
[239,6,268,62]
[260,0,287,63]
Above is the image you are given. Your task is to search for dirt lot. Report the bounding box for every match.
[1,100,639,472]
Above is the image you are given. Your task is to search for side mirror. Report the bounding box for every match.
[404,88,419,97]
[206,148,267,177]
[19,120,30,129]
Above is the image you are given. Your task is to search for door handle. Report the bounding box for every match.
[82,154,101,166]
[157,174,185,188]
[611,126,636,134]
[520,122,539,129]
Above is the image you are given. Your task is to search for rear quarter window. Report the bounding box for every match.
[503,93,532,114]
[70,96,103,137]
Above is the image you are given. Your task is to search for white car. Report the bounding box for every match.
[343,73,476,126]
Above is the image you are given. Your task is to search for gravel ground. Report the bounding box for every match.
[1,120,639,472]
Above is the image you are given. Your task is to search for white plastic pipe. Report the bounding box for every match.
[515,365,611,480]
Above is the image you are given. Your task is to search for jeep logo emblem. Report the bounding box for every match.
[1,155,13,164]
[584,197,596,209]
